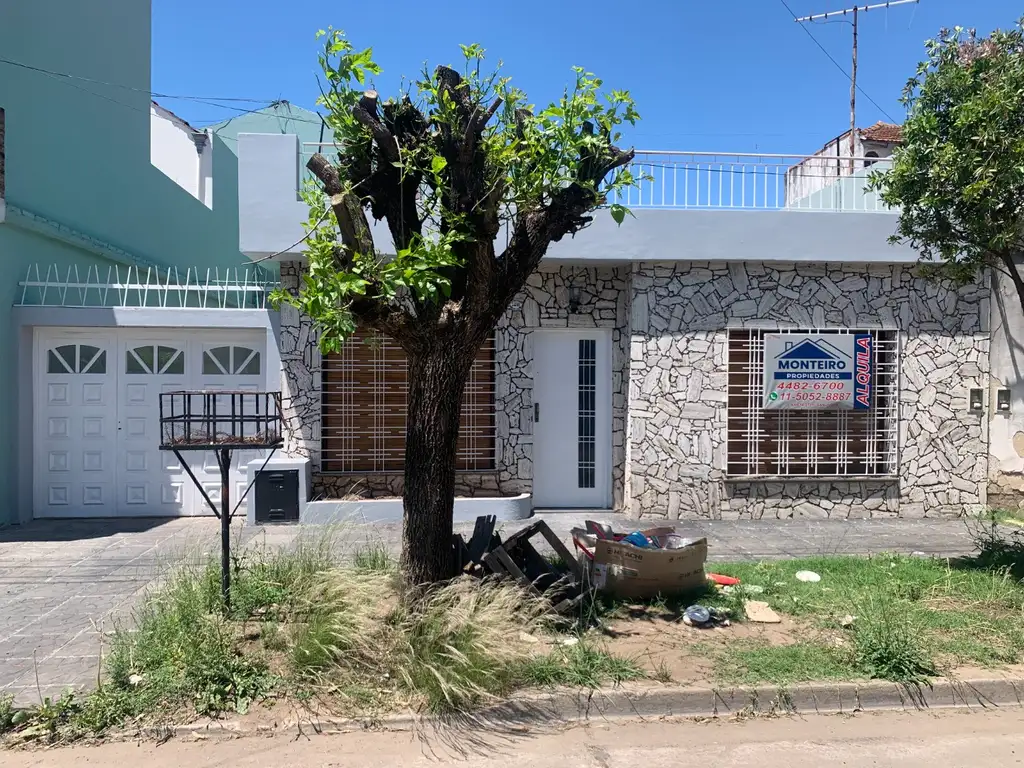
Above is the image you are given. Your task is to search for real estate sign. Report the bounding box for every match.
[762,333,873,411]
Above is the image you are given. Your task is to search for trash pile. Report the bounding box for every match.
[454,516,821,629]
[571,521,709,599]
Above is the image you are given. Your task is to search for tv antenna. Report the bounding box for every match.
[793,0,919,168]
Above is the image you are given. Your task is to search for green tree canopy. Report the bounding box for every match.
[872,20,1024,310]
[276,31,640,584]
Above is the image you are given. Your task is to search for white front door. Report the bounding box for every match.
[33,328,268,518]
[532,329,612,508]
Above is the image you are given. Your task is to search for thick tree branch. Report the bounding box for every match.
[435,65,471,112]
[479,144,635,333]
[306,153,374,257]
[995,249,1024,320]
[352,89,399,164]
[306,152,413,339]
[478,96,503,130]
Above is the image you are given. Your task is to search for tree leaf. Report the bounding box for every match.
[609,203,630,225]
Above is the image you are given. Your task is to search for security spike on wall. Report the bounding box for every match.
[16,263,276,309]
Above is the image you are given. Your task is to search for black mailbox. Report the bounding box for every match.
[254,469,300,524]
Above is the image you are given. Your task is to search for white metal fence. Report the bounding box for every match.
[616,151,894,212]
[301,143,894,214]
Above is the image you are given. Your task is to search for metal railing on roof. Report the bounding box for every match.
[299,143,894,214]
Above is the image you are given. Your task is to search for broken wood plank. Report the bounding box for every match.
[466,515,497,563]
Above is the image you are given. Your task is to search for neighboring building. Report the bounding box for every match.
[784,121,903,210]
[239,136,991,521]
[149,101,213,208]
[0,0,320,526]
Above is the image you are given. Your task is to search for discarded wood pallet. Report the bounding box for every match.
[481,519,590,614]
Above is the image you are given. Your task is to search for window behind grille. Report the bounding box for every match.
[726,328,898,477]
[321,332,496,473]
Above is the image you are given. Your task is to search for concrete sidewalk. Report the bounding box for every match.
[0,513,983,704]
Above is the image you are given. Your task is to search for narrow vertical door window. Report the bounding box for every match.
[577,338,596,489]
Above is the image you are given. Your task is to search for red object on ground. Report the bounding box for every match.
[707,573,740,586]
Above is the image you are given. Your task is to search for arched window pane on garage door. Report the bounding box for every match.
[726,328,899,477]
[202,346,261,375]
[321,332,496,473]
[126,345,185,375]
[47,344,106,374]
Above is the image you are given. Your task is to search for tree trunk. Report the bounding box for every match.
[400,342,473,585]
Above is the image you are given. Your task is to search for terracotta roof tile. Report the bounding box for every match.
[859,121,902,143]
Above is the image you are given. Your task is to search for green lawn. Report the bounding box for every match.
[704,553,1024,685]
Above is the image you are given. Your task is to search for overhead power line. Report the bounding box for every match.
[778,0,901,125]
[0,55,278,104]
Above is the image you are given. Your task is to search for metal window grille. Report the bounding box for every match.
[577,339,597,489]
[321,332,496,473]
[726,328,899,478]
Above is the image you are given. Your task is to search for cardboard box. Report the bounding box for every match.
[589,531,708,599]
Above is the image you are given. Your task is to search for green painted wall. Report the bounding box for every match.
[0,1,315,525]
[208,101,328,155]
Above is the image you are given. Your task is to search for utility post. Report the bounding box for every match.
[793,0,919,174]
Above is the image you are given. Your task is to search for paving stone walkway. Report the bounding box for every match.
[0,514,982,705]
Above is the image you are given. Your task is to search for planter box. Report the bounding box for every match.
[301,493,533,524]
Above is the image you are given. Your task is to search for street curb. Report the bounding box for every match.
[132,677,1024,741]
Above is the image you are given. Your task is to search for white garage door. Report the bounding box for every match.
[33,327,269,518]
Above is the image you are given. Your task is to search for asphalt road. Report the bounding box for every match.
[5,709,1024,767]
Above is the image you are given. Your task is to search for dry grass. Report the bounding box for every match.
[6,530,640,744]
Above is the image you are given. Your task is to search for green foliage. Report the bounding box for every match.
[966,509,1024,580]
[0,693,15,734]
[274,30,642,354]
[710,553,1024,683]
[352,542,395,573]
[716,644,856,686]
[103,565,277,719]
[6,691,83,744]
[517,643,644,689]
[852,596,937,683]
[870,20,1024,282]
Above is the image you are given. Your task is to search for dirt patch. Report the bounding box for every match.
[591,609,807,685]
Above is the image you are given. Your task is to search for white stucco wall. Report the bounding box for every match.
[150,103,211,207]
[785,133,897,208]
[987,263,1024,507]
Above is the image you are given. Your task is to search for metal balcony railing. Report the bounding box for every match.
[619,151,894,213]
[300,144,895,214]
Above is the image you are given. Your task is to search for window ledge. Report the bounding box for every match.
[724,475,899,483]
[317,470,500,476]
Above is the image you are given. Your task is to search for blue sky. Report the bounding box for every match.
[153,0,1020,154]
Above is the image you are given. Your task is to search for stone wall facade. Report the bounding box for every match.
[498,267,631,509]
[279,258,990,518]
[628,261,990,519]
[278,262,630,507]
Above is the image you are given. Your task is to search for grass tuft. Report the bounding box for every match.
[717,643,855,686]
[0,694,13,734]
[851,595,936,683]
[386,577,551,713]
[518,643,644,689]
[352,542,395,573]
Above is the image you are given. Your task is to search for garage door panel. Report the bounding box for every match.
[34,331,118,518]
[34,328,268,519]
[116,336,190,517]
